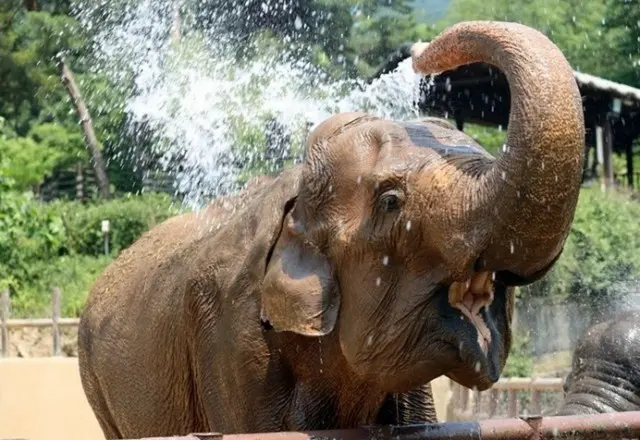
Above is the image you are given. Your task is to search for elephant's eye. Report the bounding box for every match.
[378,191,402,212]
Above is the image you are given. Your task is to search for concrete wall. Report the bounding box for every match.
[0,358,103,440]
[0,358,453,440]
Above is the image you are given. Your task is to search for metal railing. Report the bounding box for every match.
[0,289,80,357]
[118,411,640,440]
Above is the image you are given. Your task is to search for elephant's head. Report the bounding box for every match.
[261,21,585,392]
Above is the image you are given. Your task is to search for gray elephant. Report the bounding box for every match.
[77,21,585,439]
[556,310,640,415]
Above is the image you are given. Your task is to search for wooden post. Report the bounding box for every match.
[602,116,615,189]
[56,55,111,199]
[52,287,61,356]
[508,389,518,417]
[473,388,481,418]
[488,389,499,418]
[531,390,542,415]
[1,290,8,357]
[626,140,634,189]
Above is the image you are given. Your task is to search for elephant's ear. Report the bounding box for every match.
[260,210,339,337]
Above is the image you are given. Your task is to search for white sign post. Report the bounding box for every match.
[101,220,110,256]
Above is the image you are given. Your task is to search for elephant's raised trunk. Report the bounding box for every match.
[412,21,585,278]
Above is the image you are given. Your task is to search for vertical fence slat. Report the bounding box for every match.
[52,287,61,356]
[489,389,499,418]
[531,389,542,415]
[473,388,481,418]
[460,384,469,414]
[1,289,9,357]
[508,389,518,417]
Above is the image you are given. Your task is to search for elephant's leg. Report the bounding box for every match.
[81,368,123,439]
[376,383,437,425]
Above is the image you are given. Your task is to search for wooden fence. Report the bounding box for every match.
[0,289,80,357]
[447,377,565,420]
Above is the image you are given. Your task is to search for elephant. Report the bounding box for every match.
[556,310,640,415]
[77,20,585,439]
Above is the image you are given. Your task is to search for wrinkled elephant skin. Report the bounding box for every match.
[77,21,585,439]
[557,310,640,415]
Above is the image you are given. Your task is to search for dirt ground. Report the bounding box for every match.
[6,327,79,357]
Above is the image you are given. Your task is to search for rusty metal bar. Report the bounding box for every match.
[126,411,640,440]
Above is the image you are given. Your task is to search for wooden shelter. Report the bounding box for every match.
[371,44,640,189]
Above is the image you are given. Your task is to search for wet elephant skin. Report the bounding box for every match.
[557,310,640,415]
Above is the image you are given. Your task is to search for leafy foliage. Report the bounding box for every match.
[0,191,179,316]
[59,193,179,256]
[521,187,640,309]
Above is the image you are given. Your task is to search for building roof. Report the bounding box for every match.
[573,71,640,103]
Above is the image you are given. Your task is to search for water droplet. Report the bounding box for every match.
[328,184,333,193]
[367,335,373,346]
[406,220,412,231]
[382,255,389,266]
[474,361,481,372]
[541,161,545,170]
[554,174,558,182]
[510,241,515,254]
[376,277,381,286]
[501,171,506,180]
[458,341,464,351]
[356,176,362,184]
[294,16,302,30]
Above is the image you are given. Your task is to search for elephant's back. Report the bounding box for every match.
[76,173,283,436]
[83,174,277,318]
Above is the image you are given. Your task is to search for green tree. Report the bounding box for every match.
[605,0,640,86]
[441,0,625,80]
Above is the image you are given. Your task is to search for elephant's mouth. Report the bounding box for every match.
[448,271,494,354]
[439,271,502,390]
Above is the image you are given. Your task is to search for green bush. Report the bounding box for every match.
[9,255,113,318]
[57,192,179,257]
[0,189,181,316]
[521,187,640,309]
[0,187,67,292]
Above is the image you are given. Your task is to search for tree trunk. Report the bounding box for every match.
[171,4,181,46]
[56,55,111,199]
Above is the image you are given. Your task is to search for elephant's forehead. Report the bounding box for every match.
[399,121,490,158]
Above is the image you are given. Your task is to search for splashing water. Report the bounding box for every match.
[73,0,424,208]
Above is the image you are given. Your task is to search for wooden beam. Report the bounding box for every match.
[626,139,635,188]
[602,116,615,189]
